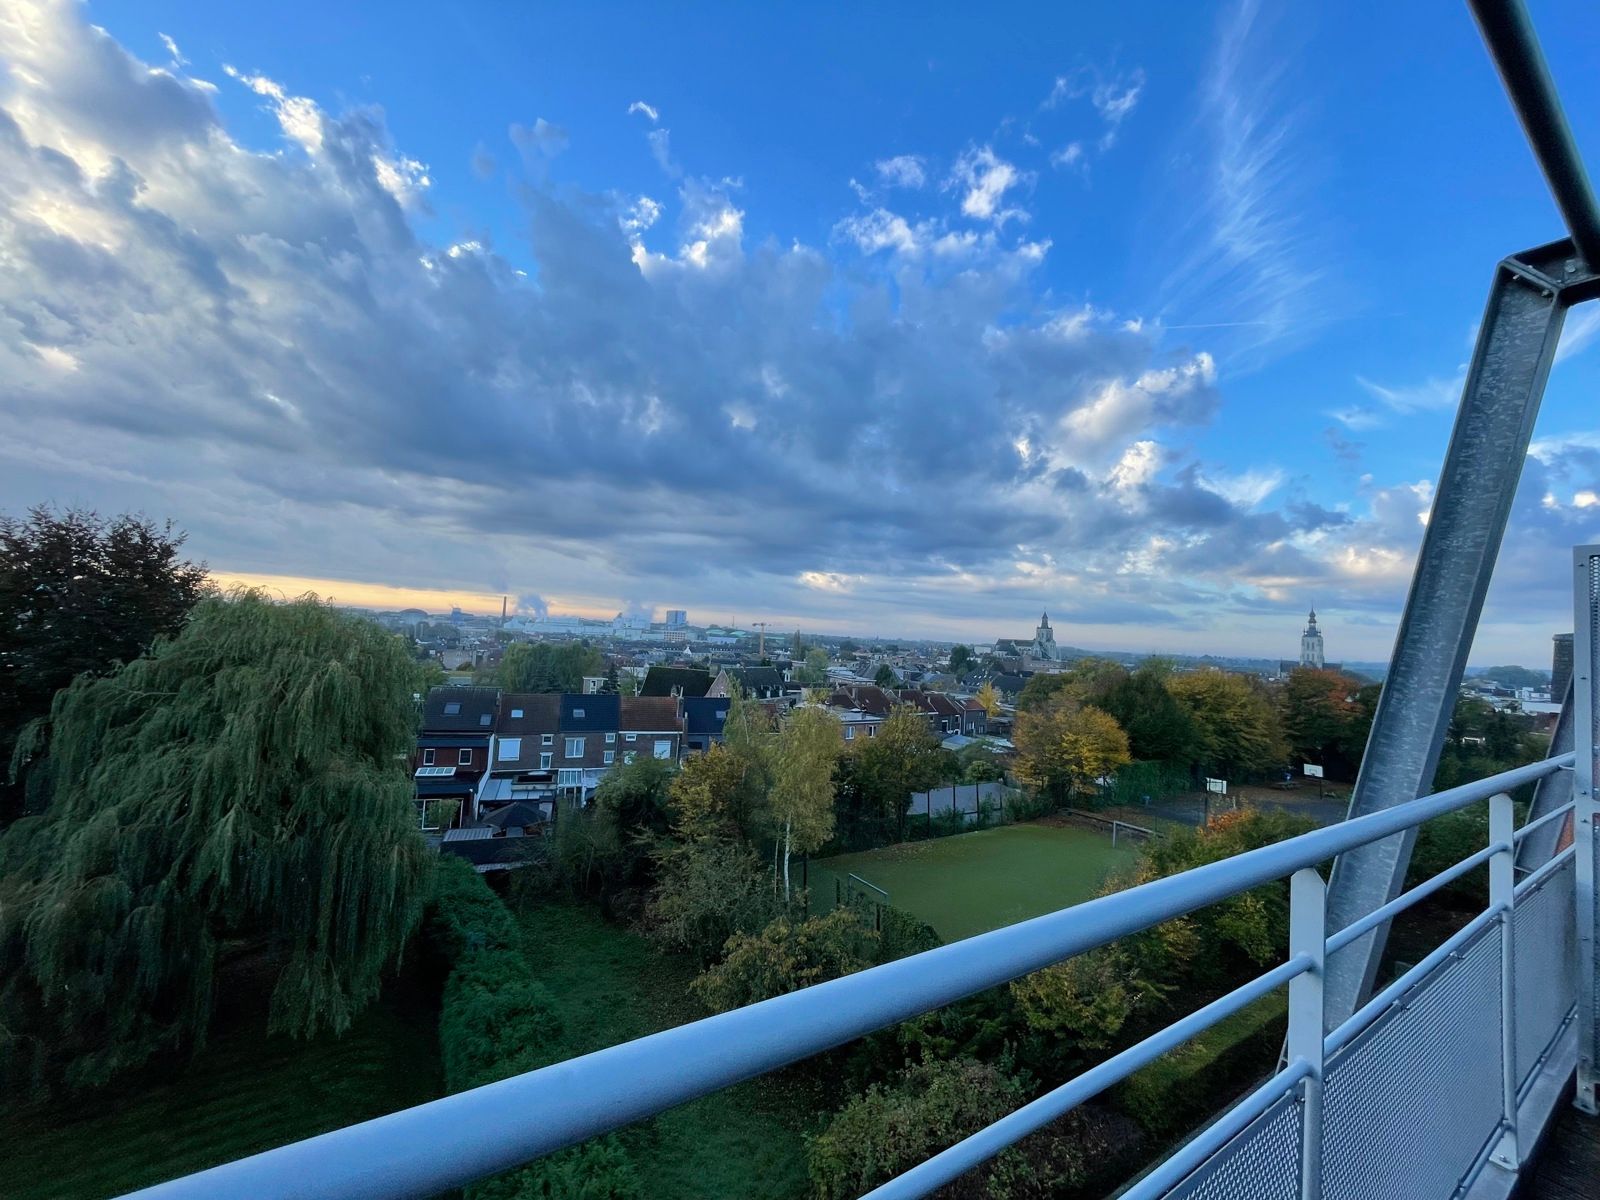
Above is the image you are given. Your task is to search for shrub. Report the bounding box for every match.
[691,908,878,1012]
[808,1058,1025,1199]
[472,1138,641,1200]
[646,839,782,966]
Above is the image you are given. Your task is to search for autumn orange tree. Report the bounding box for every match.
[1013,695,1131,804]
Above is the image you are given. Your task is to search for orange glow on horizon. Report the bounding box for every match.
[207,571,613,618]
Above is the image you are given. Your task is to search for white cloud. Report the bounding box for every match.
[158,33,185,65]
[875,155,926,189]
[510,117,568,159]
[1049,142,1084,170]
[949,145,1029,224]
[1556,305,1600,363]
[648,127,677,176]
[1198,466,1285,508]
[627,100,660,122]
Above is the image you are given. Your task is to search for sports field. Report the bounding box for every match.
[811,821,1140,942]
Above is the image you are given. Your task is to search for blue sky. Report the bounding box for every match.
[2,0,1598,665]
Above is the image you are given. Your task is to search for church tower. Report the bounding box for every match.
[1300,609,1325,670]
[1032,612,1058,661]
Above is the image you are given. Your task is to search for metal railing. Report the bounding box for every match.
[122,749,1587,1200]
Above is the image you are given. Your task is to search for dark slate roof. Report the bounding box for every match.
[896,690,939,714]
[417,734,491,748]
[422,686,501,732]
[620,696,683,732]
[640,666,713,698]
[560,693,620,732]
[415,777,478,798]
[926,693,963,717]
[845,685,896,715]
[681,695,730,736]
[728,667,785,697]
[497,694,561,735]
[990,674,1028,697]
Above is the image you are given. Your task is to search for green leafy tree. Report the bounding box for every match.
[590,755,677,884]
[668,743,749,841]
[1011,944,1165,1053]
[873,663,897,689]
[839,706,944,843]
[948,644,974,675]
[771,706,843,898]
[690,908,878,1011]
[0,590,430,1096]
[719,682,776,839]
[1166,669,1287,781]
[1086,664,1203,767]
[797,647,831,687]
[2,506,208,822]
[498,641,603,693]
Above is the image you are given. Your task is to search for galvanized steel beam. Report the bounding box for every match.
[1321,242,1595,1029]
[1468,0,1600,268]
[1516,677,1574,873]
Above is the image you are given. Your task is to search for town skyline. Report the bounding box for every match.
[5,3,1595,682]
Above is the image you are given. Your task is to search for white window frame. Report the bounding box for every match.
[565,736,585,759]
[653,739,673,760]
[423,748,436,765]
[557,768,581,788]
[539,752,552,770]
[845,726,855,740]
[498,738,521,762]
[625,732,637,742]
[542,733,554,746]
[458,748,473,765]
[605,732,616,744]
[603,750,615,765]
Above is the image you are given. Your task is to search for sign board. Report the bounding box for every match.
[1303,763,1324,779]
[1205,777,1228,795]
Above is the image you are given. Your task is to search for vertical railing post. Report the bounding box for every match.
[1575,544,1600,1115]
[1489,791,1520,1169]
[1288,868,1326,1200]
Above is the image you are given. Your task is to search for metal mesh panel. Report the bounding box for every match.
[1514,857,1576,1087]
[1588,552,1599,1071]
[1161,1090,1302,1200]
[1321,925,1503,1199]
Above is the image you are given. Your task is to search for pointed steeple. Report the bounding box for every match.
[1040,611,1050,628]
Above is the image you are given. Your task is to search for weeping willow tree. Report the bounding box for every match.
[0,589,430,1097]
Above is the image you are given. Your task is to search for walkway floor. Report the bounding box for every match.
[1520,1102,1600,1199]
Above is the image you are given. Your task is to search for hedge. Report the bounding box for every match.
[425,857,638,1200]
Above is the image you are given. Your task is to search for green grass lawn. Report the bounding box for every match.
[811,820,1139,941]
[0,975,443,1200]
[503,898,814,1200]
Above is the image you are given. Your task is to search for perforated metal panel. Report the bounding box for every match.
[1161,1091,1302,1200]
[1513,858,1576,1088]
[1321,925,1503,1199]
[1587,550,1600,1073]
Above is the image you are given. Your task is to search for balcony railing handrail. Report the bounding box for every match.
[121,751,1573,1200]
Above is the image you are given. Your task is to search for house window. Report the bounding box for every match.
[845,726,855,740]
[565,737,585,758]
[542,733,553,746]
[498,738,521,762]
[558,769,581,788]
[604,750,615,765]
[511,708,524,719]
[605,732,616,744]
[480,714,492,727]
[422,748,435,766]
[653,739,673,760]
[625,732,637,742]
[458,749,473,765]
[540,752,552,769]
[573,707,585,719]
[715,709,727,720]
[443,702,462,715]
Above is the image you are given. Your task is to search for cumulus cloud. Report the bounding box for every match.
[1,1,1587,656]
[948,145,1030,224]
